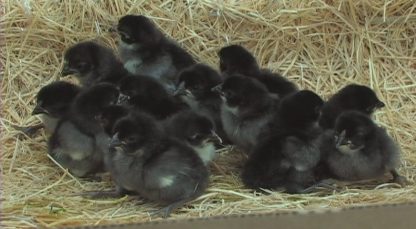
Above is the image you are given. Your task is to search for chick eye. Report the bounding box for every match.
[77,62,88,69]
[191,85,201,90]
[357,131,365,136]
[189,134,202,141]
[126,136,137,143]
[224,92,233,99]
[120,33,134,44]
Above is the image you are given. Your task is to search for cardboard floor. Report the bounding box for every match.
[68,202,416,229]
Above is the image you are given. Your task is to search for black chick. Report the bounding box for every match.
[70,83,120,154]
[320,110,405,185]
[174,64,228,142]
[96,105,130,136]
[212,74,279,153]
[62,41,128,87]
[71,83,120,134]
[319,84,385,129]
[30,81,81,134]
[117,75,185,119]
[242,90,324,193]
[101,112,208,217]
[117,15,196,93]
[218,45,298,98]
[163,110,222,165]
[31,81,103,178]
[48,120,105,178]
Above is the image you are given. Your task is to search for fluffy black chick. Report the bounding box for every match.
[48,120,105,178]
[31,81,81,134]
[62,41,128,87]
[320,110,405,185]
[174,64,227,142]
[163,110,222,165]
[95,105,130,136]
[212,74,279,153]
[218,45,298,98]
[242,90,324,193]
[101,112,208,217]
[70,83,120,154]
[117,15,195,93]
[117,75,185,119]
[31,81,103,178]
[71,83,119,134]
[319,84,385,129]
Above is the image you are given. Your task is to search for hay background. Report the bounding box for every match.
[1,0,416,227]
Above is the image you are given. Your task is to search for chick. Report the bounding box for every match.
[70,83,120,153]
[117,15,195,93]
[30,81,81,134]
[101,112,209,217]
[218,45,259,77]
[163,110,222,165]
[319,84,385,129]
[71,83,119,134]
[30,81,103,178]
[218,45,298,98]
[321,110,405,185]
[117,76,185,119]
[48,120,104,178]
[175,64,227,141]
[212,74,278,153]
[62,41,128,87]
[95,105,129,136]
[242,90,324,193]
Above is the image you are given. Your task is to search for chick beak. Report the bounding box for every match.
[211,84,223,94]
[208,130,223,144]
[335,130,346,148]
[117,93,130,105]
[109,133,123,149]
[61,63,76,76]
[173,82,187,97]
[32,104,48,116]
[376,101,385,108]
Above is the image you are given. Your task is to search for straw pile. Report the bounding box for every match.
[1,0,416,227]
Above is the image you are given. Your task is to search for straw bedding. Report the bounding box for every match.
[1,0,416,227]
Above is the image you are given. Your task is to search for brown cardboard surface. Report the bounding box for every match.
[70,202,416,229]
